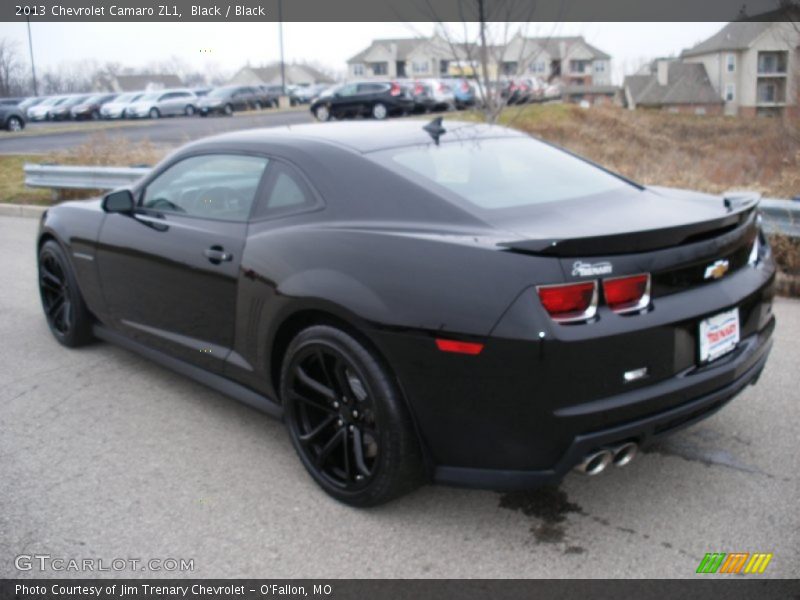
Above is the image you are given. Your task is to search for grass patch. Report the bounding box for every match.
[0,155,52,205]
[465,103,800,199]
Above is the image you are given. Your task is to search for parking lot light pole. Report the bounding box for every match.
[278,0,286,95]
[26,16,38,95]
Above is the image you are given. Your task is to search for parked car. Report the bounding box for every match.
[36,119,775,506]
[256,85,283,108]
[70,93,118,120]
[0,103,25,131]
[290,83,329,104]
[198,86,263,116]
[441,77,476,108]
[126,89,198,119]
[417,78,457,111]
[17,96,45,117]
[100,92,144,119]
[17,97,44,113]
[407,81,437,113]
[49,95,92,120]
[310,81,414,121]
[27,95,68,121]
[191,87,212,97]
[0,97,23,106]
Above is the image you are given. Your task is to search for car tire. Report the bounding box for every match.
[314,105,330,122]
[149,108,160,119]
[38,240,94,348]
[185,105,195,116]
[6,116,23,132]
[372,102,388,120]
[281,325,425,507]
[223,103,233,116]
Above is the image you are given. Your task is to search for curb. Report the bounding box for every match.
[0,203,48,219]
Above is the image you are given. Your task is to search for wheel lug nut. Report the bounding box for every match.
[352,410,359,418]
[333,402,339,409]
[337,419,343,427]
[349,425,354,432]
[356,475,364,481]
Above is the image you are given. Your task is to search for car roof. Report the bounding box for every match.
[197,119,525,153]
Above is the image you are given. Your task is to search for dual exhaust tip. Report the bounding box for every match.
[574,442,638,476]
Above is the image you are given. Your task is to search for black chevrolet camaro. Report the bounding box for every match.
[37,119,775,506]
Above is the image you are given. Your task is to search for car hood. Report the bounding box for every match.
[492,185,759,256]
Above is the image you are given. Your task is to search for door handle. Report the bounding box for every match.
[204,246,233,264]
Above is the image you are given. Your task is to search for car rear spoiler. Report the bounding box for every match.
[498,193,760,257]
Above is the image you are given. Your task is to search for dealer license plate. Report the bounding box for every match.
[699,308,740,362]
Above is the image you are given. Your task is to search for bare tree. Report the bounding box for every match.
[0,39,27,97]
[413,1,560,123]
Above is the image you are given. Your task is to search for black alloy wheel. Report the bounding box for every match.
[281,325,424,506]
[38,241,93,347]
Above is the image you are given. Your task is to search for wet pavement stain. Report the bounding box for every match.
[645,438,790,481]
[564,546,586,555]
[498,486,582,544]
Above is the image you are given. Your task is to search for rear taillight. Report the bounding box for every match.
[414,83,424,95]
[536,281,598,323]
[602,274,651,314]
[390,82,402,96]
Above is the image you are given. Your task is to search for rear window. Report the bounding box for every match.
[373,137,631,209]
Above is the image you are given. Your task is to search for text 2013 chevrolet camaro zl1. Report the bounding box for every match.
[37,120,775,506]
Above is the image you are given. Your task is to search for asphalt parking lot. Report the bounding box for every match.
[0,109,313,154]
[1,214,798,579]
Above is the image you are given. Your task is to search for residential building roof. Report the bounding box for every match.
[536,36,611,60]
[348,38,430,63]
[624,61,723,106]
[681,21,773,57]
[113,74,183,91]
[244,63,334,84]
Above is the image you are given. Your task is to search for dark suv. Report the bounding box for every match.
[198,86,263,116]
[310,81,414,121]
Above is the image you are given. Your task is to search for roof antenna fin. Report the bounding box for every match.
[423,116,446,146]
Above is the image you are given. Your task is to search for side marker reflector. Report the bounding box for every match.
[435,339,484,355]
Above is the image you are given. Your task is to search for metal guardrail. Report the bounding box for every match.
[24,163,150,191]
[759,198,800,238]
[21,163,800,237]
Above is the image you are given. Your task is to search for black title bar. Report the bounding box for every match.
[2,0,794,22]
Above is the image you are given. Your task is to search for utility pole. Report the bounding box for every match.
[26,17,38,95]
[278,0,286,95]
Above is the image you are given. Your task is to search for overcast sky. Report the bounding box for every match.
[0,21,727,84]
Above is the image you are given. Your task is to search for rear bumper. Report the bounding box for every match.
[433,320,773,490]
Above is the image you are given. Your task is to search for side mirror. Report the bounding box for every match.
[102,189,135,213]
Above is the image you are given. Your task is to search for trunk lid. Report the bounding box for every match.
[497,186,759,257]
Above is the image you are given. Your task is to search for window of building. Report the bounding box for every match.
[757,51,787,74]
[412,60,429,74]
[353,63,364,76]
[570,60,591,73]
[726,54,736,73]
[594,61,605,73]
[371,62,388,76]
[528,61,546,74]
[725,83,735,102]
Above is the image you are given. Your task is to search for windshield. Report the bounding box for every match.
[373,137,632,210]
[138,93,161,102]
[115,93,138,102]
[207,87,234,98]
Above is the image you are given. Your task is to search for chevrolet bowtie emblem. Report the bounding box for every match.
[704,259,730,280]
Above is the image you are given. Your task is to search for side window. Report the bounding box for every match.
[252,162,317,219]
[141,154,269,221]
[337,84,358,97]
